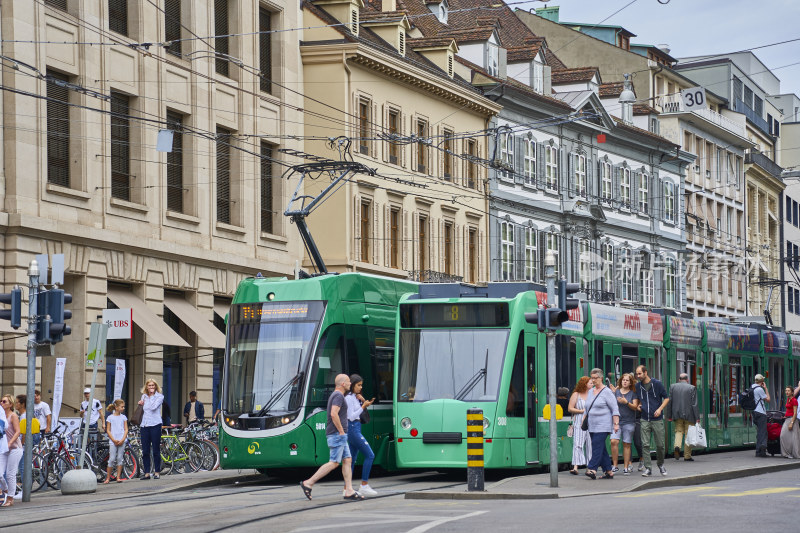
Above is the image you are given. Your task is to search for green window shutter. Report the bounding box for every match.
[216,127,231,224]
[46,70,70,188]
[166,111,184,213]
[260,142,273,234]
[110,91,130,201]
[164,0,182,56]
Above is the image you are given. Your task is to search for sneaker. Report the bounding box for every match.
[637,462,644,472]
[659,465,667,476]
[358,484,378,496]
[623,467,631,475]
[642,468,652,477]
[611,466,619,473]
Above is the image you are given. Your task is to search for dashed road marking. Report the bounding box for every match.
[701,487,800,497]
[616,487,718,498]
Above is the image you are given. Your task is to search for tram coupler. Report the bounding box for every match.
[466,408,485,491]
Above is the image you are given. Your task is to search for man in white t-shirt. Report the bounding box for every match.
[34,389,52,433]
[752,374,770,457]
[80,388,105,430]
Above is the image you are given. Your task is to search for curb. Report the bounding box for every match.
[403,460,800,500]
[158,472,264,493]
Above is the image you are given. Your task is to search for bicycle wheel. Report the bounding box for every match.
[121,448,138,480]
[46,454,74,490]
[158,442,173,476]
[198,440,219,471]
[31,452,48,493]
[184,442,204,473]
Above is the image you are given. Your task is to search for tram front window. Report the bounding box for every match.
[225,319,319,416]
[398,329,509,402]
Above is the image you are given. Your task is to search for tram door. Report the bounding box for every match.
[525,332,539,465]
[709,352,730,447]
[601,342,621,383]
[739,356,756,446]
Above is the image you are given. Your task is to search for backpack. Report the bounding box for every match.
[739,385,758,411]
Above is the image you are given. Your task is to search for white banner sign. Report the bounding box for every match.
[103,308,132,340]
[589,303,664,342]
[51,357,66,431]
[112,359,126,402]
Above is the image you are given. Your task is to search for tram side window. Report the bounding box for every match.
[372,329,395,402]
[729,357,742,414]
[345,324,372,396]
[309,325,346,407]
[554,335,577,393]
[507,332,524,417]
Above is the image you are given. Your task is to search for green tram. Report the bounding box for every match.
[394,283,798,470]
[218,272,417,471]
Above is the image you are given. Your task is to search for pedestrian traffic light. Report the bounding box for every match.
[36,289,52,344]
[558,280,580,312]
[524,307,547,333]
[545,307,569,330]
[48,288,72,344]
[0,287,22,329]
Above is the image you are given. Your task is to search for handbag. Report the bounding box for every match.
[686,423,707,448]
[581,388,610,432]
[131,404,144,426]
[359,408,370,424]
[567,424,574,438]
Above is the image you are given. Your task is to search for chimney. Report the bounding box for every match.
[382,0,396,11]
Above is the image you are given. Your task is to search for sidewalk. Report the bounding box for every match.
[405,450,800,500]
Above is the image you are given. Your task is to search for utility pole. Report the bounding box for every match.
[22,259,39,502]
[544,251,558,489]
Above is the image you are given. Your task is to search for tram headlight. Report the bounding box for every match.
[400,417,412,430]
[483,417,490,430]
[281,416,291,425]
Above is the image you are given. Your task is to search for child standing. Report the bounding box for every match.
[104,400,128,484]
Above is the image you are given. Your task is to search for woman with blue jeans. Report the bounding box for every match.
[138,379,164,480]
[345,374,377,496]
[585,369,620,480]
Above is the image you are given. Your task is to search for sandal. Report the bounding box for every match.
[584,470,596,480]
[602,472,614,479]
[102,478,111,484]
[343,492,365,501]
[569,469,579,475]
[300,481,313,501]
[1,495,12,507]
[117,479,124,483]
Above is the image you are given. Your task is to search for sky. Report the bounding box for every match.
[518,0,800,99]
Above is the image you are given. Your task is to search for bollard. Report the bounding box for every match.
[466,408,484,491]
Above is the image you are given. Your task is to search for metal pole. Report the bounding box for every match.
[78,322,105,470]
[22,259,39,503]
[466,408,484,491]
[545,251,558,488]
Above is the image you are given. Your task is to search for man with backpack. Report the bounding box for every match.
[635,365,670,476]
[751,374,770,457]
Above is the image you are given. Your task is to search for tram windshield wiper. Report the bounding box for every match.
[454,349,489,401]
[257,371,304,417]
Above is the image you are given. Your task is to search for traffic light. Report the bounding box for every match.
[36,289,52,344]
[545,307,569,330]
[524,307,547,332]
[48,288,72,344]
[0,287,22,329]
[558,281,580,312]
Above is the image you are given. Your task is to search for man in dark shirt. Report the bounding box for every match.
[300,374,363,501]
[635,365,670,477]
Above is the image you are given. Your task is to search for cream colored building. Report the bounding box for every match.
[0,0,304,416]
[300,0,500,281]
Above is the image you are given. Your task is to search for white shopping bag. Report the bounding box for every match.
[686,423,707,448]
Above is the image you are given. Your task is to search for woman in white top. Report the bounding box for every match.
[567,376,592,475]
[2,394,21,506]
[0,401,9,505]
[104,399,129,484]
[345,374,377,496]
[138,379,164,480]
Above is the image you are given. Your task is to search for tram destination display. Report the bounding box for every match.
[400,302,509,328]
[231,301,325,324]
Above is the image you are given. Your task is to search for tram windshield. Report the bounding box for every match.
[224,301,324,415]
[398,329,509,402]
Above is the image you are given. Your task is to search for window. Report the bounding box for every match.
[109,0,128,36]
[360,201,371,263]
[716,148,722,182]
[468,228,477,283]
[525,227,537,281]
[388,109,399,164]
[214,0,229,76]
[416,119,427,173]
[400,31,406,57]
[45,0,67,10]
[664,181,675,223]
[443,130,454,180]
[216,127,232,224]
[110,91,131,201]
[620,167,631,207]
[640,268,654,305]
[602,243,613,293]
[444,222,453,274]
[754,95,763,117]
[638,173,649,213]
[390,209,400,269]
[601,161,612,204]
[166,110,184,212]
[733,76,743,101]
[466,139,477,189]
[500,221,514,281]
[578,239,590,288]
[665,258,676,308]
[418,216,428,271]
[787,196,792,222]
[358,99,370,155]
[486,43,499,76]
[164,0,182,56]
[350,8,359,35]
[533,60,544,94]
[574,153,586,197]
[260,142,274,234]
[523,138,536,185]
[500,132,513,180]
[546,233,560,278]
[259,7,272,93]
[47,71,71,188]
[790,288,795,314]
[545,144,558,191]
[620,248,632,301]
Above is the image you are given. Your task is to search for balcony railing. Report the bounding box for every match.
[745,151,783,178]
[658,95,747,138]
[407,270,463,283]
[734,98,771,137]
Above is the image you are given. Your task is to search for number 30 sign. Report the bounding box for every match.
[680,86,707,111]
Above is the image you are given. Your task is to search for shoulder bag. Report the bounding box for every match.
[581,388,610,432]
[130,395,144,426]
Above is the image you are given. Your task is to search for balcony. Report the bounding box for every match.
[734,98,771,137]
[407,270,463,283]
[745,151,783,178]
[657,95,747,140]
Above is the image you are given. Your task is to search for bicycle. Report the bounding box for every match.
[160,427,203,474]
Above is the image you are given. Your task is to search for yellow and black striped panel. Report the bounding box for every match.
[467,409,484,467]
